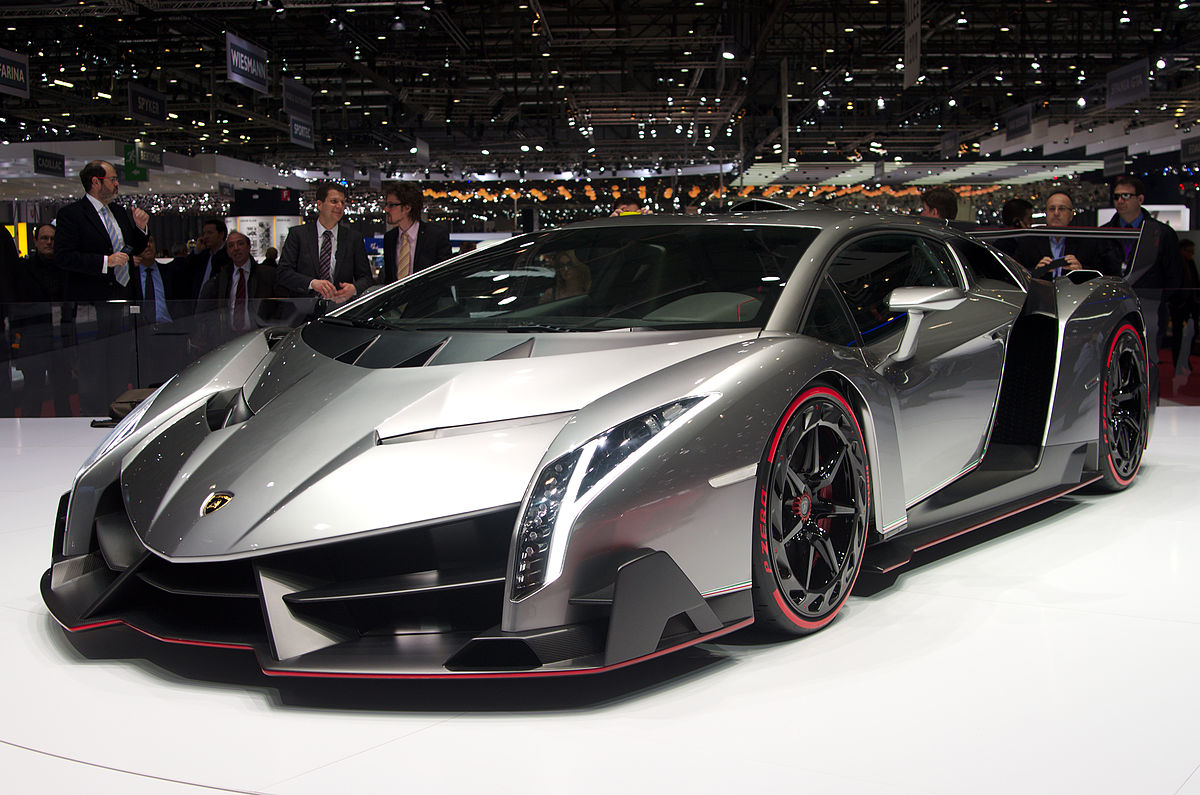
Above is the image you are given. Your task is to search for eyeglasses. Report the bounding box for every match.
[384,202,404,209]
[1113,192,1137,200]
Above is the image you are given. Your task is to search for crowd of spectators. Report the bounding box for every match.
[1,162,1197,416]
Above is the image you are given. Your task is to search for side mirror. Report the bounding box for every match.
[887,286,965,362]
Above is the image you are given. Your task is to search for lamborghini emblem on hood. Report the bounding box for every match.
[202,492,234,516]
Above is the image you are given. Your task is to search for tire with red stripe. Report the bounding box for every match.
[1096,323,1149,492]
[752,385,871,636]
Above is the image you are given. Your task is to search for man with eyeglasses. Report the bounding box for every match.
[1102,175,1183,362]
[1014,192,1113,279]
[55,160,150,302]
[54,160,151,414]
[380,181,452,283]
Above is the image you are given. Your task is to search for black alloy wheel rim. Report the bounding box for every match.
[766,395,869,622]
[1106,330,1148,481]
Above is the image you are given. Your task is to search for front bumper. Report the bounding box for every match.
[41,491,752,678]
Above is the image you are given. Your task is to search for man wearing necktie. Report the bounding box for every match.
[131,236,188,387]
[381,181,452,283]
[133,236,173,326]
[198,231,278,342]
[1102,175,1184,363]
[173,218,231,303]
[54,160,151,415]
[1014,192,1113,279]
[276,181,372,305]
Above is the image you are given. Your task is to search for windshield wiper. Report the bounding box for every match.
[502,323,579,333]
[319,316,393,330]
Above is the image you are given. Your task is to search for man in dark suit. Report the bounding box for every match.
[1103,175,1184,362]
[55,160,150,301]
[54,159,151,414]
[276,181,372,303]
[129,235,187,386]
[173,217,231,302]
[1015,191,1116,279]
[198,231,279,340]
[380,180,452,283]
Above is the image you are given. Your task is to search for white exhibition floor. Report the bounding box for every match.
[3,409,1200,795]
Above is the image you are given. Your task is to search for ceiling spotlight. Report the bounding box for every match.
[877,97,885,109]
[956,12,967,24]
[1077,97,1087,108]
[1119,9,1131,22]
[1156,58,1167,69]
[721,49,735,60]
[948,98,957,107]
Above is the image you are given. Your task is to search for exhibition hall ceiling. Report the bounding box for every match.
[1,0,1197,184]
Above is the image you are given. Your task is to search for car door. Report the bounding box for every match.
[826,231,1019,506]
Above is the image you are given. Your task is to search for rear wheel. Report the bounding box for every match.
[1097,323,1149,491]
[752,386,871,635]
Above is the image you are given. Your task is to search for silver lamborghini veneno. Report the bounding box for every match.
[41,208,1152,677]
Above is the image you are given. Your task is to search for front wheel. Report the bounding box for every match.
[1096,323,1149,491]
[752,386,871,635]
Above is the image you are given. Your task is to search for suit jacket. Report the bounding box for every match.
[1014,231,1118,278]
[54,196,150,302]
[172,246,232,300]
[275,220,372,297]
[129,261,184,324]
[198,258,280,335]
[381,221,452,283]
[1102,213,1182,291]
[199,259,278,303]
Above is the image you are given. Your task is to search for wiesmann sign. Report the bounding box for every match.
[226,32,268,95]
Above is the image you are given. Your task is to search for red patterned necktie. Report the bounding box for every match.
[234,267,248,330]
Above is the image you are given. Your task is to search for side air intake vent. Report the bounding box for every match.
[205,388,254,431]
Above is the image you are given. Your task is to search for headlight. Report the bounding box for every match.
[75,377,174,482]
[511,395,712,600]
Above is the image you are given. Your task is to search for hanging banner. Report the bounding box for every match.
[289,115,314,149]
[940,131,958,159]
[1004,103,1032,141]
[1103,150,1127,177]
[128,83,167,124]
[903,0,921,90]
[1182,137,1200,166]
[1107,59,1149,111]
[282,79,312,120]
[226,32,269,95]
[122,144,148,184]
[134,143,163,170]
[0,47,29,99]
[33,149,65,177]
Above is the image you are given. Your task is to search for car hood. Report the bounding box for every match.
[120,327,756,560]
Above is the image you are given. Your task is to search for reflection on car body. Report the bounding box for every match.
[42,209,1152,679]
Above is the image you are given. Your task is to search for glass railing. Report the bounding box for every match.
[2,293,1200,418]
[1,298,317,419]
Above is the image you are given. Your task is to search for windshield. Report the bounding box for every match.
[336,224,819,331]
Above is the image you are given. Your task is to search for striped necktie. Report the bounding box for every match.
[397,231,411,281]
[319,229,333,281]
[99,203,123,251]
